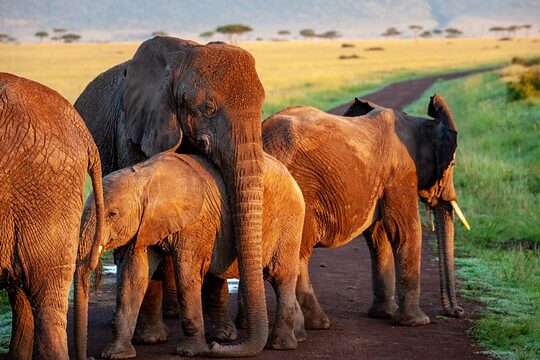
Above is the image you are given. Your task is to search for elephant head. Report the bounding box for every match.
[344,95,469,318]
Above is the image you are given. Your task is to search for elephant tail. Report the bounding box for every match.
[87,143,105,271]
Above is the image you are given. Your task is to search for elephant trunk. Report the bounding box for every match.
[433,200,464,318]
[210,120,268,357]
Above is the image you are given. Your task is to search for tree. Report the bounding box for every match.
[506,25,519,38]
[521,24,532,37]
[444,27,463,38]
[0,33,8,43]
[408,24,423,42]
[216,24,253,44]
[419,30,432,38]
[53,28,67,42]
[489,26,505,37]
[62,33,81,43]
[299,28,316,39]
[432,29,443,36]
[319,30,340,40]
[277,30,290,40]
[152,30,168,37]
[199,31,214,39]
[35,31,49,42]
[381,27,401,38]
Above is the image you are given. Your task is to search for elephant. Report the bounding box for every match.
[260,94,469,328]
[75,152,306,358]
[0,72,104,359]
[74,36,268,356]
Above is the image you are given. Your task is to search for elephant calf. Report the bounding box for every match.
[75,152,306,358]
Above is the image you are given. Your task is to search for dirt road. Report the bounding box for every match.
[68,68,493,360]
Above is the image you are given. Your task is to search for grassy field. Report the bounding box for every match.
[1,37,539,113]
[0,38,539,354]
[405,70,540,360]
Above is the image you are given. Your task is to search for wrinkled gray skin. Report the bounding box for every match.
[260,95,463,329]
[74,36,268,357]
[76,152,306,358]
[0,72,104,360]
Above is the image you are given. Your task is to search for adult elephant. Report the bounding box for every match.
[74,36,267,357]
[0,72,104,360]
[261,94,469,328]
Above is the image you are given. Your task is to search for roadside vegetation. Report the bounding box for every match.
[405,67,540,360]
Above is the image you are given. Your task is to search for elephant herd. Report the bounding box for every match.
[0,36,470,359]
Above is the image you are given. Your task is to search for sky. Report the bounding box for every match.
[0,0,539,42]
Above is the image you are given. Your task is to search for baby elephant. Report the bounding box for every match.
[74,152,306,358]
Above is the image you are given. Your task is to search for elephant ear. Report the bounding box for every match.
[123,37,196,157]
[134,157,205,248]
[428,94,458,182]
[343,97,385,117]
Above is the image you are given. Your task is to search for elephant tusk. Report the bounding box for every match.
[98,245,103,254]
[450,201,471,230]
[424,204,435,232]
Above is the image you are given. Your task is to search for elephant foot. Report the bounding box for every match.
[368,300,398,319]
[294,306,307,343]
[297,291,331,329]
[176,339,209,357]
[394,306,430,326]
[444,305,464,318]
[205,316,238,342]
[101,341,136,359]
[133,318,168,344]
[266,330,298,350]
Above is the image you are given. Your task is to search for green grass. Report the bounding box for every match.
[405,71,540,360]
[0,292,10,353]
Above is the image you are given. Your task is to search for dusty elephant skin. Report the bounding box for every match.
[75,152,306,358]
[74,36,268,357]
[261,94,463,329]
[0,73,105,360]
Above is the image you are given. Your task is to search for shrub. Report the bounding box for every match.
[364,47,384,51]
[507,65,540,100]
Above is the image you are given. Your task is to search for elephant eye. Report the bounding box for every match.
[107,208,119,220]
[201,101,217,118]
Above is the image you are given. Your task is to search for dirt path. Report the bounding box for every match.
[68,69,493,360]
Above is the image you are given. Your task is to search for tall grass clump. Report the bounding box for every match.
[507,65,540,101]
[406,70,540,360]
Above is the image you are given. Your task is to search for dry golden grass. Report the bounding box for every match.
[0,38,539,107]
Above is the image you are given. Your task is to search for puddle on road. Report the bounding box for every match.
[101,265,239,294]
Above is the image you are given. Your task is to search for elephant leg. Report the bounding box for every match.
[7,286,34,360]
[234,281,246,329]
[102,247,161,359]
[30,271,73,360]
[267,275,305,350]
[364,221,398,318]
[172,252,209,357]
[132,280,169,344]
[296,256,330,329]
[203,273,238,342]
[381,189,429,326]
[162,255,180,319]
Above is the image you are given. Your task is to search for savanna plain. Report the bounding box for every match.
[1,37,539,359]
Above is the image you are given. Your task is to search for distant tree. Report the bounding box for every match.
[444,27,463,38]
[278,30,290,40]
[7,37,17,43]
[53,28,67,43]
[216,24,253,44]
[0,33,8,43]
[152,31,168,37]
[521,24,532,36]
[199,31,214,39]
[489,26,505,37]
[35,31,49,42]
[299,28,316,39]
[319,30,340,40]
[62,33,81,43]
[408,24,423,42]
[432,29,443,36]
[381,27,401,38]
[420,30,432,38]
[507,25,519,38]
